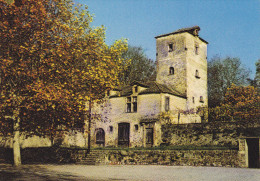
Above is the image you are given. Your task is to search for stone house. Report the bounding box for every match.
[90,26,208,148]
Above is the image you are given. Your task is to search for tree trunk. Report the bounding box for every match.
[13,116,21,166]
[88,100,92,152]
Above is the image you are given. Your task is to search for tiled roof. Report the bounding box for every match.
[155,26,208,44]
[138,82,186,98]
[110,81,186,99]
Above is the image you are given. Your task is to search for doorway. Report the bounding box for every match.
[247,138,259,168]
[118,123,130,147]
[146,128,153,147]
[96,128,105,146]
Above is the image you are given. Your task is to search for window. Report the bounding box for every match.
[195,45,199,55]
[195,70,200,78]
[134,86,138,93]
[127,97,131,102]
[107,90,110,96]
[133,96,137,112]
[109,126,113,132]
[134,124,139,131]
[192,97,195,104]
[133,96,137,102]
[165,97,170,111]
[126,97,131,112]
[200,96,204,103]
[169,67,174,75]
[126,96,137,112]
[168,43,173,52]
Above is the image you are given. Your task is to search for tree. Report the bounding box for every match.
[248,59,260,88]
[255,59,260,88]
[208,56,250,107]
[224,84,259,120]
[120,45,156,85]
[209,84,260,122]
[0,0,128,166]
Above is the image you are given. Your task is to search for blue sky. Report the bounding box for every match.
[75,0,260,78]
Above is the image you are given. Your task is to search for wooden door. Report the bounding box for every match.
[247,138,259,168]
[118,123,130,147]
[146,128,153,147]
[96,128,105,146]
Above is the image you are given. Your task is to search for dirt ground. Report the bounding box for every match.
[0,163,259,181]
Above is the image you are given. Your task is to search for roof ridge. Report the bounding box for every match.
[154,82,163,92]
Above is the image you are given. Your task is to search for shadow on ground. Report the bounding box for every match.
[0,164,92,181]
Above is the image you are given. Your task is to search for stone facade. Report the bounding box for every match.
[90,26,208,149]
[156,26,208,110]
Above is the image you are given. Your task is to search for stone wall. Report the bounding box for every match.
[161,121,260,147]
[104,150,239,167]
[0,147,88,164]
[0,147,239,167]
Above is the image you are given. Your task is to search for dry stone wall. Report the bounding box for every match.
[0,147,239,167]
[104,150,239,167]
[161,121,260,147]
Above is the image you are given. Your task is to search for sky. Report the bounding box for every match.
[75,0,260,78]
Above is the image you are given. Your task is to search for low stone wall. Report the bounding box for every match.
[103,149,239,167]
[0,147,239,167]
[0,147,88,164]
[161,121,260,147]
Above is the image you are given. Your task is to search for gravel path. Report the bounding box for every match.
[0,164,259,181]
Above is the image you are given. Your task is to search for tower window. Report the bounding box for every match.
[169,67,174,75]
[192,97,195,104]
[165,97,170,111]
[200,96,204,103]
[195,45,199,55]
[168,43,173,52]
[195,70,200,78]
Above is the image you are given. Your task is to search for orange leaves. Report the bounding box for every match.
[0,0,128,136]
[209,84,260,122]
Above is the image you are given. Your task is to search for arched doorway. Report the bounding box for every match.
[96,128,105,146]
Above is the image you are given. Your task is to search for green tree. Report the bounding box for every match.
[208,56,250,107]
[120,45,156,85]
[0,0,128,166]
[248,59,260,88]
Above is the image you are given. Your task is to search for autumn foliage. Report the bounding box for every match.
[0,0,128,137]
[209,84,260,122]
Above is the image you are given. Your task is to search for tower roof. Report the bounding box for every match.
[155,26,208,44]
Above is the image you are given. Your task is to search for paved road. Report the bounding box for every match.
[0,164,259,181]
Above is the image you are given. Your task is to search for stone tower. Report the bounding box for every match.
[155,26,208,109]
